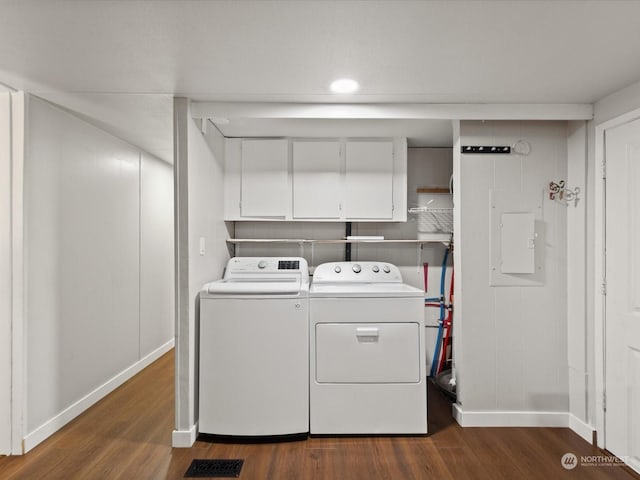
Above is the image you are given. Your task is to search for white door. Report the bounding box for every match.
[0,93,12,455]
[240,139,288,217]
[605,118,640,473]
[345,141,393,219]
[292,140,342,219]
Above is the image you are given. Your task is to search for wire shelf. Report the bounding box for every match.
[410,207,453,234]
[410,191,453,235]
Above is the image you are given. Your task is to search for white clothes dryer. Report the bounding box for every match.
[310,261,427,434]
[199,257,309,437]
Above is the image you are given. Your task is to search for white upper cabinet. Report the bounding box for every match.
[345,141,394,219]
[240,139,288,218]
[292,141,342,219]
[224,137,406,222]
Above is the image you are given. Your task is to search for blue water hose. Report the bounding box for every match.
[430,246,450,377]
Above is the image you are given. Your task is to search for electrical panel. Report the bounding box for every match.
[500,212,535,274]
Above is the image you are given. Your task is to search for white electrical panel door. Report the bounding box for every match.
[345,141,394,219]
[240,139,288,217]
[292,141,342,218]
[500,212,535,274]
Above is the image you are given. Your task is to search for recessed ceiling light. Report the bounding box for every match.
[330,78,359,94]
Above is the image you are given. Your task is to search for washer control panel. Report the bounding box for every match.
[225,257,307,274]
[313,261,403,283]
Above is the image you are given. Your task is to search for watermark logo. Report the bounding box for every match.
[561,453,578,470]
[561,452,627,469]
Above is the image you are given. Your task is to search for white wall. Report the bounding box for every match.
[9,92,25,455]
[140,152,175,357]
[173,102,229,447]
[454,121,569,426]
[0,93,11,455]
[186,119,229,313]
[23,96,174,451]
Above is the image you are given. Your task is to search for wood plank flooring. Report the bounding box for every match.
[0,349,637,479]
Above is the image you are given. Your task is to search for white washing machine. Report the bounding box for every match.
[310,261,427,434]
[199,257,309,437]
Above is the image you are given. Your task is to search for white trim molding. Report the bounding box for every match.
[594,121,605,448]
[23,339,174,453]
[569,414,596,444]
[0,92,12,456]
[172,97,196,445]
[191,102,593,122]
[10,91,26,455]
[452,404,569,428]
[172,424,197,448]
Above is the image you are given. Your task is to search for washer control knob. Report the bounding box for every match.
[334,265,342,273]
[383,265,391,273]
[258,260,267,269]
[372,265,380,273]
[352,264,362,273]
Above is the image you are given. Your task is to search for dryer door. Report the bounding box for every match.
[315,322,420,383]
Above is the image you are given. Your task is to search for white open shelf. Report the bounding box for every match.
[227,236,451,246]
[226,236,452,268]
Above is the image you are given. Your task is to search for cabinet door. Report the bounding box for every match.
[240,139,288,217]
[292,141,342,219]
[345,141,394,219]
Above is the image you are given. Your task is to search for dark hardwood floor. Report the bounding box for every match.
[0,349,637,479]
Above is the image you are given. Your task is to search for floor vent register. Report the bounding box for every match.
[184,459,244,478]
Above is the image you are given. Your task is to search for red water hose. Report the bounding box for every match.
[437,269,454,375]
[423,262,428,292]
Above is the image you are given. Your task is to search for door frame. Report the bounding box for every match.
[594,106,640,449]
[0,91,26,455]
[0,92,12,455]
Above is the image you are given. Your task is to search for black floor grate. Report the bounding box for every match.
[184,459,244,478]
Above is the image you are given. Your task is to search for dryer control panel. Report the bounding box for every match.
[313,262,403,283]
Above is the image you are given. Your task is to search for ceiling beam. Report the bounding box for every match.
[190,102,593,121]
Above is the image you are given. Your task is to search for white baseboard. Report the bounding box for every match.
[569,413,595,444]
[172,424,197,448]
[23,339,174,453]
[452,403,569,427]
